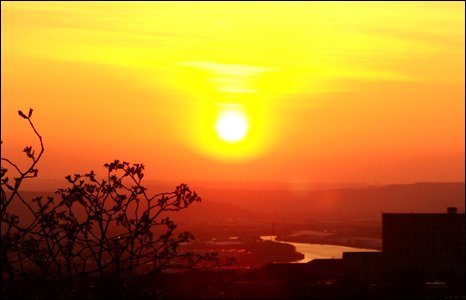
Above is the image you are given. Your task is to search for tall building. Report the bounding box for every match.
[383,207,465,259]
[343,207,465,284]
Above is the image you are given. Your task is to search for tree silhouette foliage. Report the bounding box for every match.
[1,109,224,298]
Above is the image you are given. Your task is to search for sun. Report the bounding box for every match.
[215,111,248,142]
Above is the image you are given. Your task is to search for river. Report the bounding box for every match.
[260,235,379,263]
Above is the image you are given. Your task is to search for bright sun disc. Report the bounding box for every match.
[216,112,248,142]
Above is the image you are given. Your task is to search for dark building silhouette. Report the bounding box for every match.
[343,207,465,285]
[383,207,464,259]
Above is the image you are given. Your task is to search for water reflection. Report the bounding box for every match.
[261,235,379,263]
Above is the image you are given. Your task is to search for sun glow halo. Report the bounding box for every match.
[215,111,248,142]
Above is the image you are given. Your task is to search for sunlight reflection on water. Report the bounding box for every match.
[260,235,380,263]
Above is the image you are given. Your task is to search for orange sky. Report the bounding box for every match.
[1,2,464,186]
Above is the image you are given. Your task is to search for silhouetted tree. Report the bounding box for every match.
[1,109,225,298]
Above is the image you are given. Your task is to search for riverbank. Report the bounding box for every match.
[183,238,305,267]
[261,235,380,263]
[275,233,382,250]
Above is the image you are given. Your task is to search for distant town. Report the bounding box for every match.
[4,183,465,299]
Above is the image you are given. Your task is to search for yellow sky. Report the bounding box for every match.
[1,1,464,185]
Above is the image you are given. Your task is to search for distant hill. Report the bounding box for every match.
[171,198,264,224]
[9,182,465,223]
[191,182,465,221]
